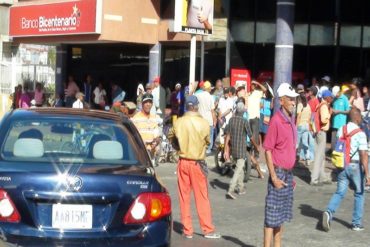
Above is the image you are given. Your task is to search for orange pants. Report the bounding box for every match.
[177,158,215,235]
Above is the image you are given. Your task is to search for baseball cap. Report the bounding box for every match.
[175,83,181,89]
[332,86,340,96]
[307,86,318,96]
[76,92,85,98]
[185,95,199,107]
[203,81,212,90]
[321,90,334,98]
[341,85,350,93]
[142,93,153,103]
[321,75,331,82]
[277,83,299,98]
[297,84,304,93]
[199,81,205,89]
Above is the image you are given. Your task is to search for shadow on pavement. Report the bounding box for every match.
[298,204,352,231]
[173,221,183,234]
[293,162,311,184]
[222,235,256,247]
[209,178,229,191]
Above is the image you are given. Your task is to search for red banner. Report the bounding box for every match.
[231,68,251,92]
[9,0,101,37]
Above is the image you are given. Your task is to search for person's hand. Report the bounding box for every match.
[366,177,370,186]
[271,176,287,189]
[197,11,207,23]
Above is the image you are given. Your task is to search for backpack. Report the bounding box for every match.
[310,102,325,135]
[331,125,362,169]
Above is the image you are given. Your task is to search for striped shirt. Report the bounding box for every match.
[131,111,161,149]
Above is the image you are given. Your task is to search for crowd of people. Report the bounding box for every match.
[9,73,370,245]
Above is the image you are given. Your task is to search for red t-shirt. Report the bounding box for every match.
[308,97,319,113]
[263,110,297,170]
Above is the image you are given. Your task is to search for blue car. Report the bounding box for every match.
[0,108,171,246]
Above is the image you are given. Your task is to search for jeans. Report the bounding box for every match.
[308,131,315,160]
[207,126,214,153]
[297,124,311,160]
[326,163,365,226]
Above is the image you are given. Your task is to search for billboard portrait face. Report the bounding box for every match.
[174,0,214,35]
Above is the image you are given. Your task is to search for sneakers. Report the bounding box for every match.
[226,191,237,199]
[237,189,246,195]
[322,211,331,232]
[204,232,221,239]
[352,225,364,231]
[183,234,193,239]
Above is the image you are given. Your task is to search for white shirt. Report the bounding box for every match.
[196,90,214,126]
[72,99,84,109]
[93,87,107,105]
[218,96,234,124]
[247,90,263,119]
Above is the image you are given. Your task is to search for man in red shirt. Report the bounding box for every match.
[263,83,298,247]
[307,86,319,112]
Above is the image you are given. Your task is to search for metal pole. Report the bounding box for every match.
[189,34,197,88]
[200,36,204,81]
[273,0,295,110]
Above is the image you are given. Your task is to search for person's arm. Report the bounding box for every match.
[223,133,231,161]
[252,80,267,93]
[265,150,287,189]
[360,150,370,186]
[320,104,330,124]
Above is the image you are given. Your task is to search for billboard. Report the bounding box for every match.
[231,68,251,92]
[174,0,214,35]
[9,0,102,37]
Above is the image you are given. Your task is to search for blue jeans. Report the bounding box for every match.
[326,163,365,226]
[308,131,315,160]
[297,124,311,160]
[207,126,214,153]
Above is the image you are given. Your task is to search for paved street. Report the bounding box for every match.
[155,158,370,247]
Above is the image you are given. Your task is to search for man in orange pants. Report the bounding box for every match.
[168,95,221,239]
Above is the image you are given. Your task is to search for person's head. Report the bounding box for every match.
[152,76,160,88]
[35,83,41,90]
[332,86,341,98]
[235,98,246,115]
[98,82,104,89]
[277,83,299,116]
[203,81,212,92]
[321,90,334,104]
[321,75,331,85]
[350,77,362,89]
[215,79,222,89]
[223,87,230,98]
[185,95,199,112]
[18,128,43,140]
[296,84,305,94]
[362,86,369,96]
[76,92,85,101]
[86,74,92,83]
[68,75,74,82]
[229,87,236,96]
[349,107,362,125]
[145,83,153,93]
[175,83,182,92]
[251,80,259,91]
[141,93,153,114]
[307,86,318,98]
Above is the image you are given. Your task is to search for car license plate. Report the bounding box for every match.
[52,204,92,229]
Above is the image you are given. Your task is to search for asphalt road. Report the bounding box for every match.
[155,158,370,247]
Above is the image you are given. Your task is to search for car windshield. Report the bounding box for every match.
[1,118,147,166]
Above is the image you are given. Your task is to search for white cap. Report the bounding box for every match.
[321,75,331,82]
[332,86,340,96]
[277,83,299,98]
[175,83,181,88]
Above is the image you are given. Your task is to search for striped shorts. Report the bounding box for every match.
[264,167,294,228]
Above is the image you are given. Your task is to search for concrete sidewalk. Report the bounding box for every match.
[155,159,369,247]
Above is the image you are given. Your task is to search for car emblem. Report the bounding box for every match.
[66,176,83,192]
